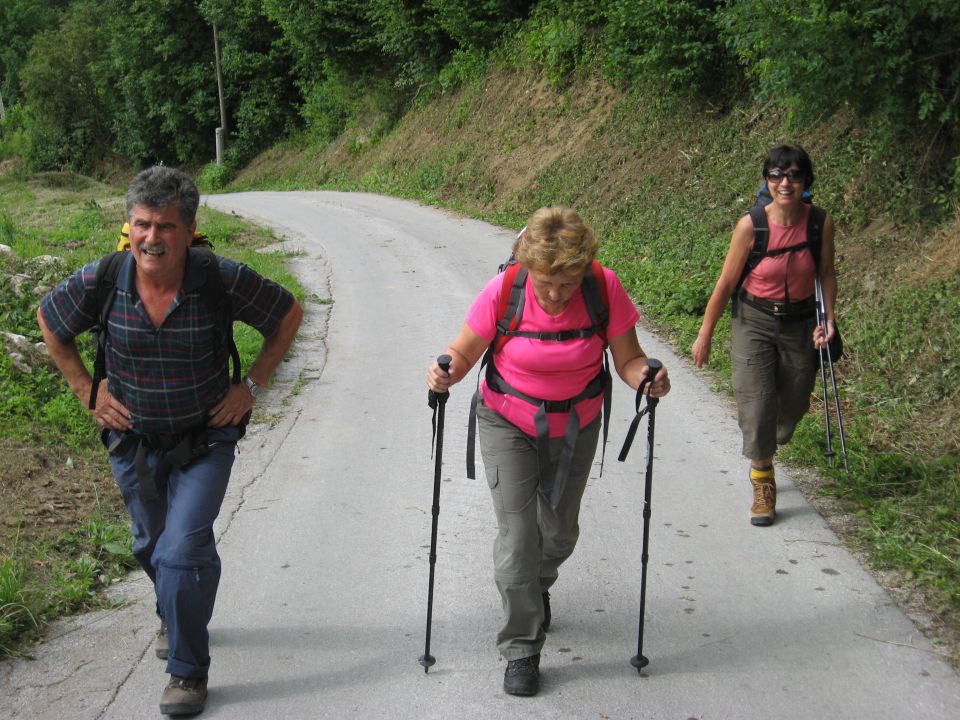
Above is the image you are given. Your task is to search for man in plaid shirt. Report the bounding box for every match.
[38,166,302,716]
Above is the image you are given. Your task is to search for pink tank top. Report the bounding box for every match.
[742,204,816,301]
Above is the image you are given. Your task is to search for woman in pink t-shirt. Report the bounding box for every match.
[426,206,670,697]
[692,144,839,527]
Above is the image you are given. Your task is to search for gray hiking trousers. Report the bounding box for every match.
[477,399,601,660]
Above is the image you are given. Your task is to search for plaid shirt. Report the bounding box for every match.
[40,249,295,434]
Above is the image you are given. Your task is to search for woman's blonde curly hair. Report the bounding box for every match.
[513,206,598,275]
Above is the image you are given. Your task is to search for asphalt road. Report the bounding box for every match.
[2,191,958,719]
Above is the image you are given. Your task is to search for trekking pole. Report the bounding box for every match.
[813,280,836,464]
[617,358,662,674]
[814,278,849,471]
[419,354,451,673]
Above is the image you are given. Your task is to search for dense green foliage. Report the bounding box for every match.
[1,0,957,177]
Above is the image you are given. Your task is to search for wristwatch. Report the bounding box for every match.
[242,374,261,398]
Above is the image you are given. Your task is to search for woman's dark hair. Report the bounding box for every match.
[762,144,815,189]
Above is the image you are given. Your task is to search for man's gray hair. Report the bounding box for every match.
[125,166,200,225]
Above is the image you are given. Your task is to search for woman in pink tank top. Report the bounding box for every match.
[426,206,670,697]
[691,145,839,527]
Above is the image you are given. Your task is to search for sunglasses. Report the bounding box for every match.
[766,168,805,183]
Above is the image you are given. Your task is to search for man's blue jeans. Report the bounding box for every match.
[108,426,242,679]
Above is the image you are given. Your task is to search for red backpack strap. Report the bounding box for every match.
[590,259,608,309]
[494,262,526,352]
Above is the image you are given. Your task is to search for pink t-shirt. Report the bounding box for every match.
[742,203,816,301]
[467,266,640,437]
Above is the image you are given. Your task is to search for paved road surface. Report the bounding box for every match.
[2,192,958,719]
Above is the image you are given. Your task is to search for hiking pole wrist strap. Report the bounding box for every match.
[618,359,662,462]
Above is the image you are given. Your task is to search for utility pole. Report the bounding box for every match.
[213,24,227,164]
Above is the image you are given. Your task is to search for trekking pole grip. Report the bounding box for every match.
[641,359,662,407]
[428,354,452,407]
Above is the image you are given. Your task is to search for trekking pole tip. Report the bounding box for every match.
[630,654,649,674]
[418,654,436,672]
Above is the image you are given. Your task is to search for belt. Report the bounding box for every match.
[740,291,815,319]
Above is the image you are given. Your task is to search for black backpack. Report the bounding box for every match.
[87,249,241,410]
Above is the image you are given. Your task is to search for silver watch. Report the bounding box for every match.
[242,374,261,398]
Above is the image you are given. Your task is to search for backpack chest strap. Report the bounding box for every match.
[497,325,606,343]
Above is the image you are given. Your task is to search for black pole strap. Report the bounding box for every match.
[618,359,662,462]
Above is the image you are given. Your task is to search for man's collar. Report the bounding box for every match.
[115,248,208,294]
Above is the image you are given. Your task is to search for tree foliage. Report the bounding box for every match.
[19,1,114,171]
[106,0,217,166]
[3,0,957,172]
[603,0,737,94]
[199,0,303,165]
[0,0,71,105]
[718,0,960,127]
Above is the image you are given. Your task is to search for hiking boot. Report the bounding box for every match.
[503,654,540,696]
[155,620,168,660]
[541,591,551,632]
[160,675,207,716]
[749,467,776,526]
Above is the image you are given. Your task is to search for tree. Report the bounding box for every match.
[200,0,304,165]
[603,0,737,95]
[107,0,218,166]
[0,0,72,106]
[19,1,114,171]
[718,0,960,127]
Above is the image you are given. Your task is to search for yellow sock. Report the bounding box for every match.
[750,466,774,481]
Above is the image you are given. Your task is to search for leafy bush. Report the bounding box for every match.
[515,1,610,86]
[19,1,114,172]
[301,68,363,143]
[438,47,489,91]
[718,0,960,127]
[0,105,30,163]
[604,0,738,94]
[197,162,234,193]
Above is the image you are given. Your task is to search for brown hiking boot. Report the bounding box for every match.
[155,620,168,660]
[749,467,776,526]
[160,675,207,715]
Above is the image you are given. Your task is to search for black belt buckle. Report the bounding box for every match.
[772,301,786,316]
[544,399,573,413]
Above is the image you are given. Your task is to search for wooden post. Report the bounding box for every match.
[213,24,227,149]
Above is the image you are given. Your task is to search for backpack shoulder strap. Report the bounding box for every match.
[731,207,768,318]
[807,204,826,270]
[89,252,130,409]
[191,248,228,312]
[94,251,128,326]
[190,248,241,384]
[744,205,769,278]
[493,261,526,352]
[580,260,610,340]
